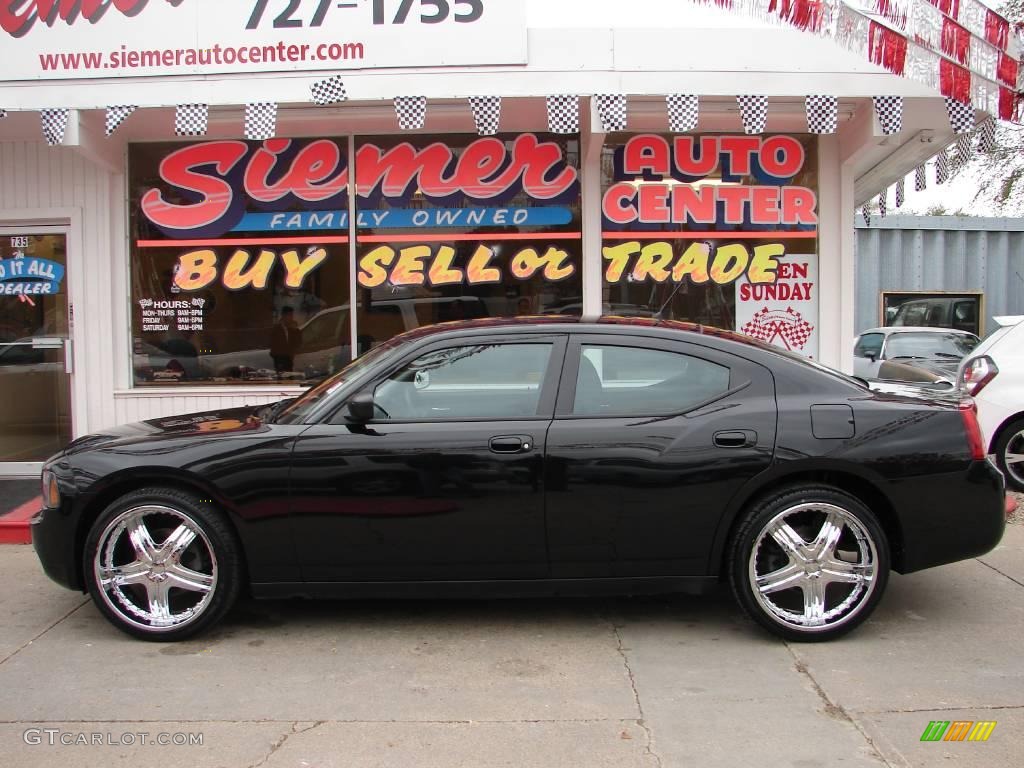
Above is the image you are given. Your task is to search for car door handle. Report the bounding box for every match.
[489,435,534,454]
[713,430,757,449]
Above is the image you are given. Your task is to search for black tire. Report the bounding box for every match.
[84,487,242,641]
[993,417,1024,492]
[728,484,890,642]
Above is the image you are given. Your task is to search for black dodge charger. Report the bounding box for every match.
[32,317,1006,642]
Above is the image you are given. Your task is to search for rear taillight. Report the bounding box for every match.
[960,355,998,395]
[958,398,987,460]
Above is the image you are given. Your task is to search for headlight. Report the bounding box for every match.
[41,469,61,509]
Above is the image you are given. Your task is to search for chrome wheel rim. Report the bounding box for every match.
[93,505,218,633]
[748,503,879,634]
[1003,429,1024,487]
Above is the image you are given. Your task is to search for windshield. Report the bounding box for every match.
[274,340,401,424]
[885,332,978,359]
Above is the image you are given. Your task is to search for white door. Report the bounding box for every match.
[0,230,73,477]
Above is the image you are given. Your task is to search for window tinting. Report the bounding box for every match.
[572,345,729,416]
[854,333,884,358]
[374,343,552,421]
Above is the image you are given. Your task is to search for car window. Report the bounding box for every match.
[854,333,884,358]
[884,332,979,359]
[374,343,552,421]
[572,345,730,416]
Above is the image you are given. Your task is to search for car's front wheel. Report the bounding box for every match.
[84,488,241,641]
[993,417,1024,492]
[728,485,889,642]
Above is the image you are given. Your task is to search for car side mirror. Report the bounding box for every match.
[345,392,375,423]
[866,351,877,362]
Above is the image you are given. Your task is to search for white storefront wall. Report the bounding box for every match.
[0,18,961,441]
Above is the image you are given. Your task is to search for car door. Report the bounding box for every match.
[288,333,566,582]
[544,334,776,578]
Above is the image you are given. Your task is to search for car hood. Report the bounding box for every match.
[886,357,961,379]
[61,404,273,457]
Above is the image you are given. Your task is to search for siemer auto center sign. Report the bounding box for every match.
[0,0,526,81]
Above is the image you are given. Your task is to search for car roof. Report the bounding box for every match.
[860,326,975,336]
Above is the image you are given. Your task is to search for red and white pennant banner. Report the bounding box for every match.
[690,0,1021,121]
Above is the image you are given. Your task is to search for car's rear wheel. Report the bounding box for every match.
[993,418,1024,491]
[84,488,241,641]
[728,485,889,642]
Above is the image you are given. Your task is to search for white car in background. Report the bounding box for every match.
[852,326,979,388]
[959,316,1024,491]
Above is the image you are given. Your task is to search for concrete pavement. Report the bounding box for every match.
[0,524,1021,767]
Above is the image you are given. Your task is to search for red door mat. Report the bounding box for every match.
[0,481,42,545]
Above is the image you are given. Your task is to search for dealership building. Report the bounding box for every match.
[0,0,1018,475]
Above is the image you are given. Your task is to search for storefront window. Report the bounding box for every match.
[600,134,820,357]
[353,133,582,352]
[129,140,351,386]
[129,133,582,386]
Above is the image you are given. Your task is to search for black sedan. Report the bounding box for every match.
[32,317,1006,642]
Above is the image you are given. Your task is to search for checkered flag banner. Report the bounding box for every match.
[737,95,767,134]
[873,96,902,135]
[936,149,950,185]
[394,96,427,130]
[915,164,927,191]
[595,93,627,132]
[955,134,973,168]
[40,108,69,146]
[175,104,208,137]
[740,307,814,350]
[666,94,698,132]
[546,94,579,134]
[245,102,277,140]
[805,95,838,134]
[861,205,871,226]
[105,105,136,136]
[977,118,996,153]
[878,188,887,218]
[469,96,501,135]
[310,75,347,105]
[945,98,974,134]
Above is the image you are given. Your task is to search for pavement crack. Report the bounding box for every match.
[786,645,894,768]
[976,558,1024,588]
[865,703,1024,715]
[0,597,89,667]
[248,720,324,768]
[610,620,664,768]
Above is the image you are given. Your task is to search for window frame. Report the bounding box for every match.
[554,334,746,420]
[328,332,569,425]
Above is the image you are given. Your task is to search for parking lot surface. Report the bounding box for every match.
[0,517,1021,768]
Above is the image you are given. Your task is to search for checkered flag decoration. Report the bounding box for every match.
[915,164,927,191]
[740,307,814,350]
[977,118,996,154]
[737,95,767,134]
[862,205,871,226]
[936,149,950,185]
[546,95,579,134]
[595,93,627,132]
[895,178,905,208]
[666,94,698,133]
[245,102,277,140]
[105,105,136,136]
[873,96,902,135]
[469,96,501,135]
[945,98,974,134]
[805,95,838,134]
[877,187,887,218]
[40,108,69,146]
[310,75,347,106]
[394,96,427,130]
[954,134,972,169]
[175,104,208,137]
